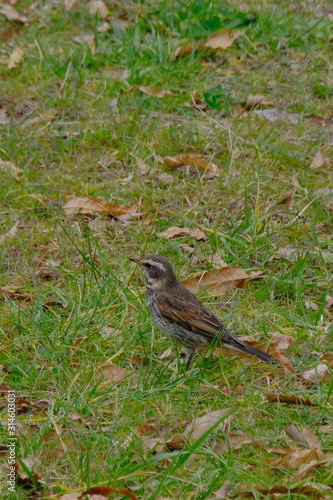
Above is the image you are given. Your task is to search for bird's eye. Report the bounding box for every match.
[145,263,151,268]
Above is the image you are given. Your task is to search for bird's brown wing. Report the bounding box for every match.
[156,291,222,338]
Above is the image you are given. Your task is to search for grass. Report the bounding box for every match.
[0,0,332,498]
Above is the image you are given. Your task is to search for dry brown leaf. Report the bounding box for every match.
[301,364,329,384]
[68,412,83,423]
[0,4,28,23]
[285,423,308,447]
[135,416,156,437]
[305,301,319,311]
[184,93,207,111]
[158,226,206,241]
[7,46,24,69]
[320,352,333,368]
[166,434,185,451]
[185,408,233,440]
[214,432,253,453]
[59,494,77,500]
[0,288,34,303]
[63,197,136,217]
[235,483,333,499]
[245,94,274,109]
[278,192,294,208]
[0,221,20,244]
[302,426,322,451]
[264,447,319,468]
[164,154,219,176]
[0,109,10,125]
[78,487,138,500]
[174,42,205,58]
[129,86,172,98]
[205,28,241,49]
[210,253,228,269]
[102,365,126,383]
[270,332,294,353]
[268,348,294,374]
[266,391,316,406]
[310,150,331,169]
[181,266,260,296]
[72,34,96,55]
[207,480,230,499]
[88,0,109,20]
[0,159,23,182]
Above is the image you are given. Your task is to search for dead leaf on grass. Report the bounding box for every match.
[59,494,78,500]
[129,86,172,98]
[245,94,274,109]
[185,408,233,440]
[268,348,294,374]
[310,150,331,169]
[63,197,137,217]
[285,423,308,447]
[205,28,242,49]
[0,221,20,244]
[184,92,207,111]
[174,42,205,58]
[270,332,294,353]
[235,483,333,499]
[8,46,24,69]
[164,154,219,176]
[0,4,28,24]
[181,266,262,296]
[0,159,23,182]
[0,109,10,125]
[264,447,319,469]
[158,226,206,241]
[301,363,329,384]
[266,391,316,406]
[0,288,34,303]
[101,365,127,383]
[320,352,333,368]
[88,0,110,20]
[72,34,96,55]
[79,487,138,500]
[207,480,230,499]
[214,432,253,453]
[278,192,294,208]
[305,301,319,311]
[253,108,298,125]
[68,412,83,424]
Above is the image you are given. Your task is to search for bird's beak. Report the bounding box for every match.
[129,257,143,265]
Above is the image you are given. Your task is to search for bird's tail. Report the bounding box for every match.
[223,340,275,363]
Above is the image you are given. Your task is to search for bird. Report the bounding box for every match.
[130,254,275,367]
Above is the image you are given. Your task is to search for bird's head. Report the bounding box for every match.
[130,254,177,289]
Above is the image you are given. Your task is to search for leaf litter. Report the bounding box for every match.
[63,197,137,217]
[158,226,206,241]
[164,154,219,176]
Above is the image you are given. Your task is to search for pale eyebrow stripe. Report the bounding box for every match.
[145,260,164,270]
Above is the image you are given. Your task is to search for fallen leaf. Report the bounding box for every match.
[270,245,300,261]
[310,150,331,169]
[305,301,319,311]
[270,332,294,353]
[59,494,77,500]
[79,487,138,500]
[205,28,241,49]
[184,93,207,111]
[166,434,185,451]
[174,42,205,58]
[301,364,329,384]
[235,483,333,499]
[267,348,294,374]
[164,154,219,176]
[210,253,228,269]
[0,288,34,303]
[158,226,206,241]
[101,365,126,383]
[63,197,137,217]
[88,0,109,20]
[285,423,308,447]
[214,432,253,453]
[264,447,319,469]
[68,412,83,423]
[253,108,298,125]
[207,480,230,499]
[320,352,333,368]
[302,426,322,451]
[72,34,96,55]
[135,416,156,437]
[181,266,260,296]
[278,192,294,208]
[0,221,20,244]
[158,172,173,183]
[8,46,24,69]
[129,86,172,98]
[266,391,316,406]
[0,159,23,182]
[0,109,10,125]
[0,4,28,24]
[245,94,274,109]
[185,408,233,440]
